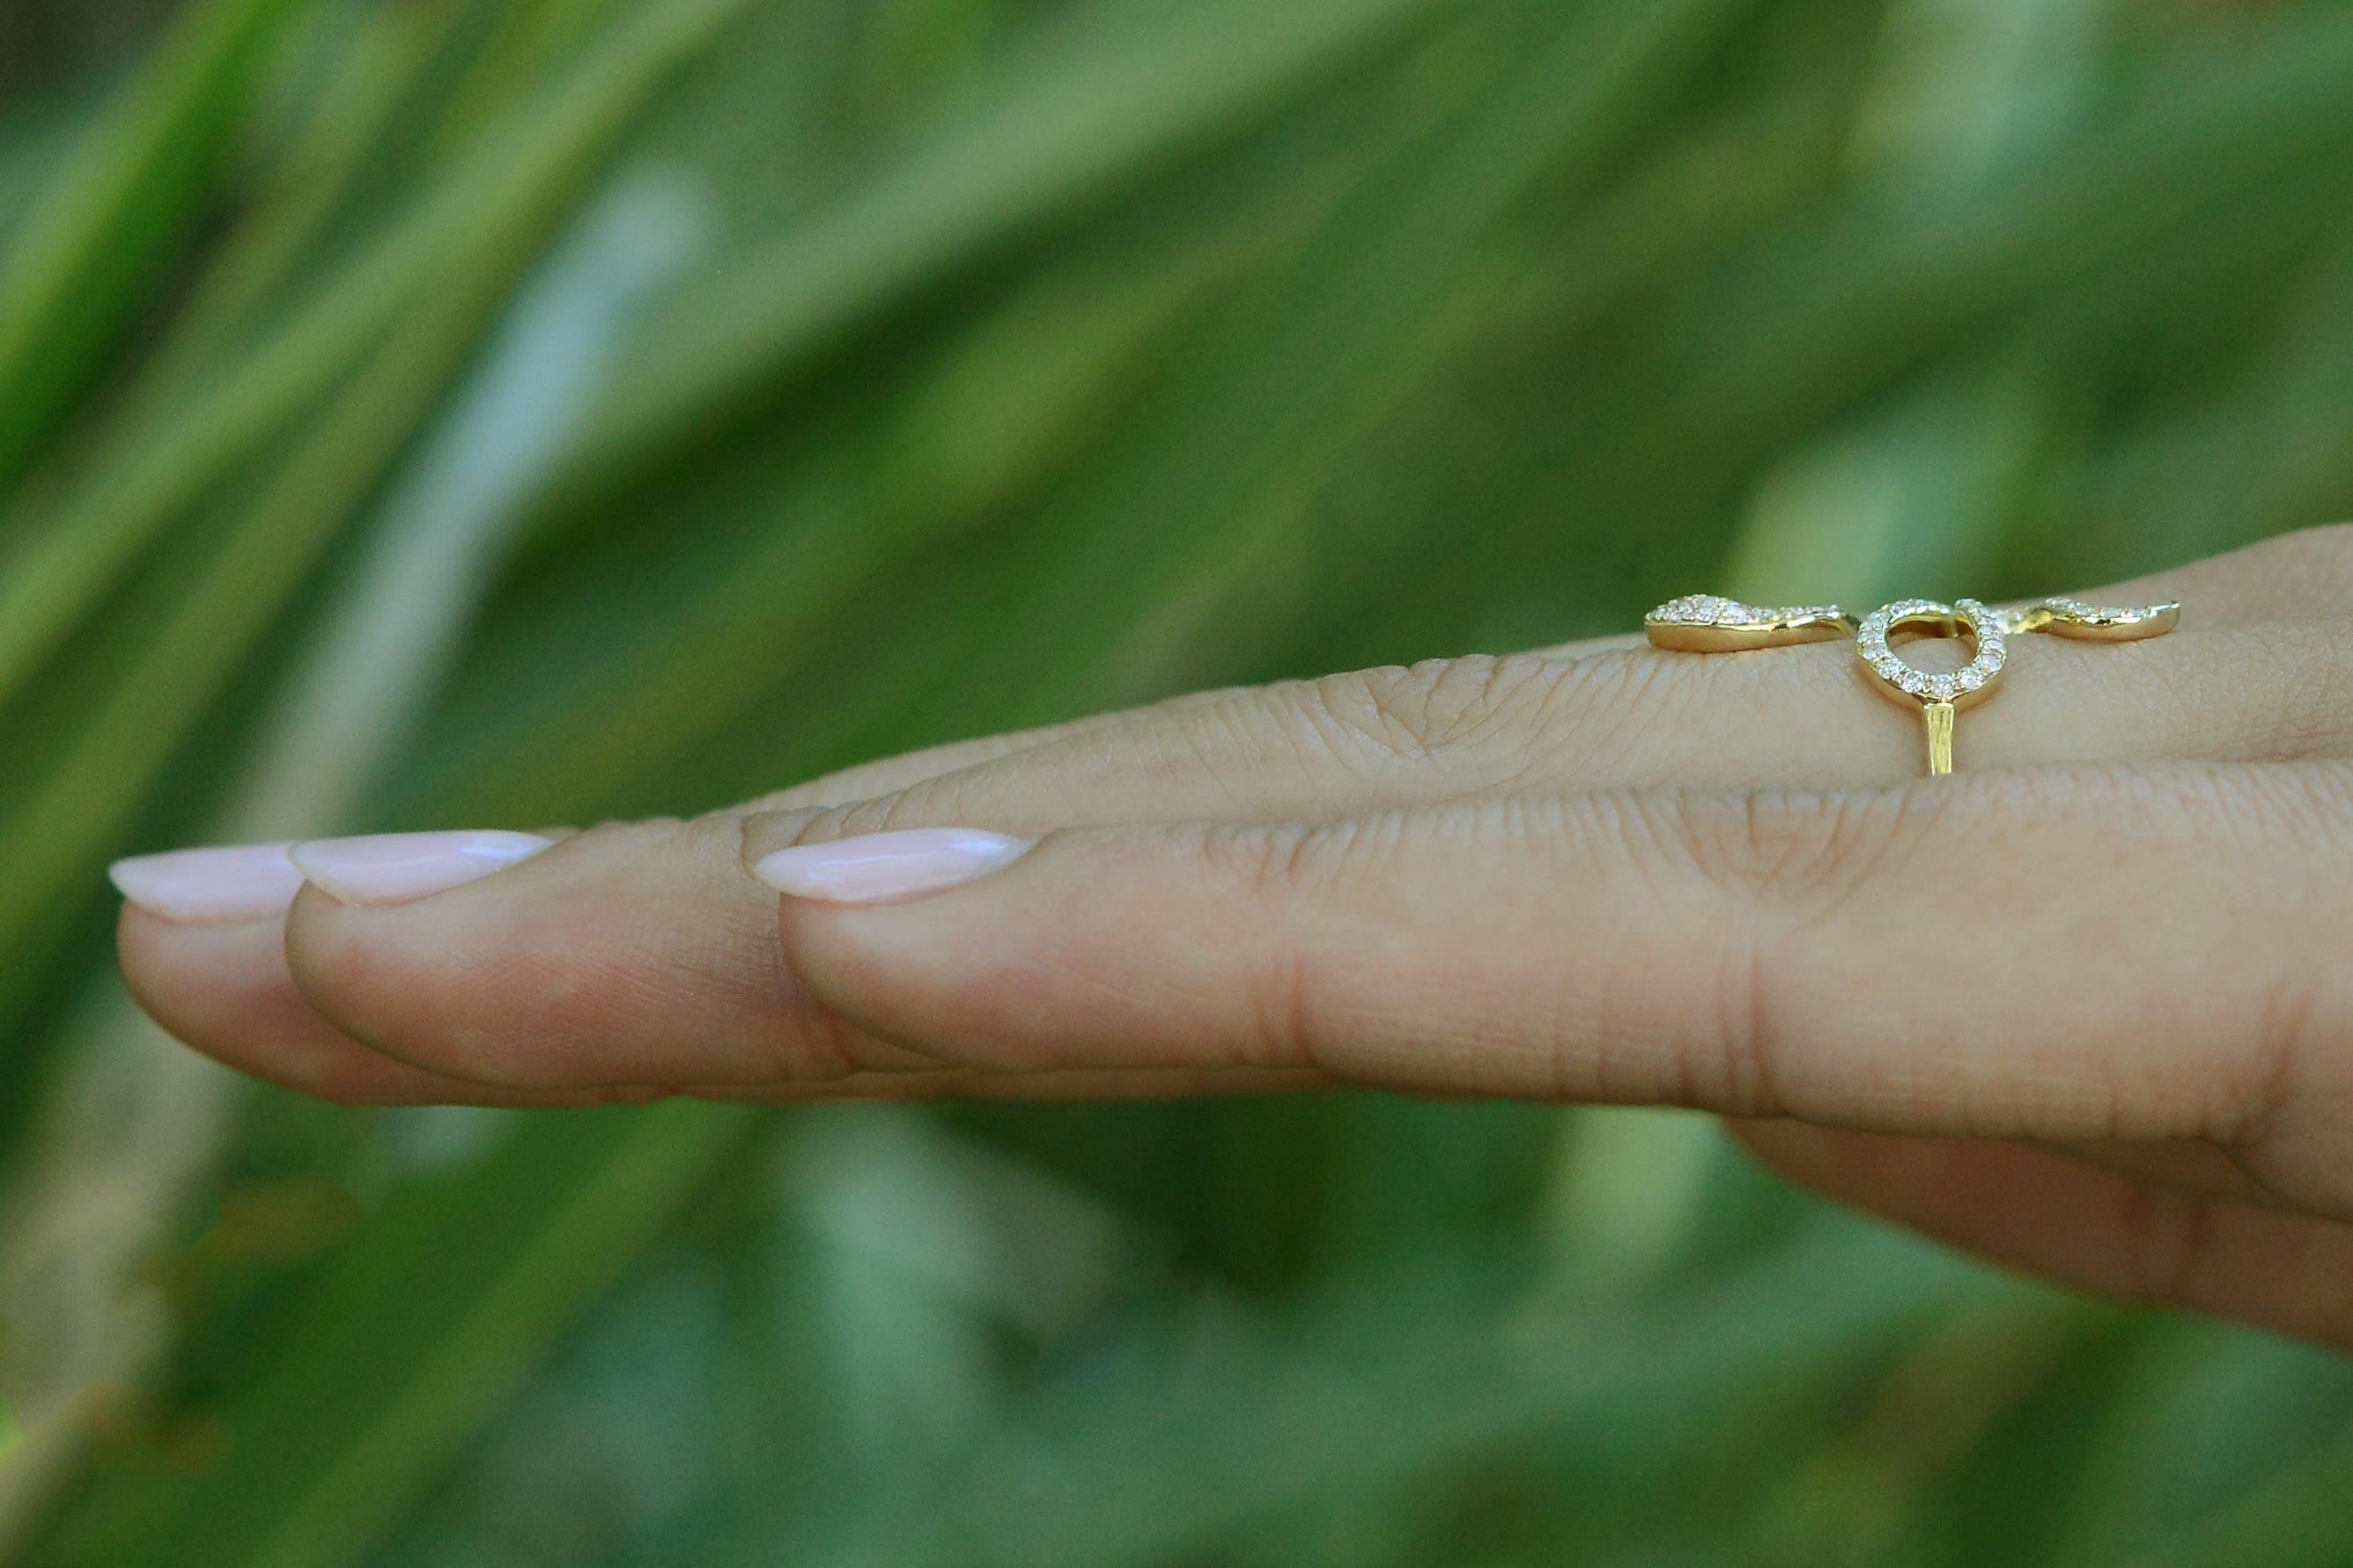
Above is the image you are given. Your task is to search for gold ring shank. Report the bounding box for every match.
[1641,589,2181,779]
[1923,702,1954,776]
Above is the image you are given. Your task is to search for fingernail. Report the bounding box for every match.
[109,843,306,922]
[750,828,1033,904]
[290,830,553,906]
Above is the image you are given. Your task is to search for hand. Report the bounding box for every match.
[112,525,2353,1350]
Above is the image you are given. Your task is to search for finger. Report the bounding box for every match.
[758,524,2353,836]
[753,531,2353,843]
[1733,1120,2353,1352]
[740,615,2353,876]
[115,904,617,1108]
[754,762,2353,1200]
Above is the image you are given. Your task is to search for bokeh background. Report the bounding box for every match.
[4,0,2353,1561]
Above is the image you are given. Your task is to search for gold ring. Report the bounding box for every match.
[1643,593,2181,776]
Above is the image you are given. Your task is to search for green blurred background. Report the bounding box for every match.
[4,0,2352,1561]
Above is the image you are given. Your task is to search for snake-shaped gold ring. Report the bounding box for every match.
[1643,593,2180,775]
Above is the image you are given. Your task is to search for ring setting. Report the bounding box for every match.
[1643,590,2180,776]
[1642,596,1858,652]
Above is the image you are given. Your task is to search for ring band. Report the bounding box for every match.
[1642,593,2182,775]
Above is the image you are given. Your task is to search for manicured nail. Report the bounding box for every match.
[109,843,306,922]
[750,828,1033,903]
[290,830,553,906]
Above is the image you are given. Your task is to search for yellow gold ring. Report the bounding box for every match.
[1643,592,2181,776]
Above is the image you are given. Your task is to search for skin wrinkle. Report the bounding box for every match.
[2270,639,2353,760]
[1324,663,1447,764]
[1255,931,1326,1078]
[1210,691,1349,812]
[2180,639,2283,758]
[2116,1176,2221,1314]
[2058,1138,2290,1212]
[1142,704,1226,799]
[1284,670,1431,785]
[2224,942,2348,1215]
[1723,885,1790,1121]
[618,828,836,1080]
[1560,791,1678,1108]
[1517,650,1689,789]
[1461,654,1566,755]
[1442,656,1587,759]
[1109,825,1270,1061]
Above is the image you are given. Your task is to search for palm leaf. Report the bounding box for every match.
[0,0,312,498]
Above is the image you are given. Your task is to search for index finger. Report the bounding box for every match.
[749,762,2353,1202]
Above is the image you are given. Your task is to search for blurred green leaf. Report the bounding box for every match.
[35,1106,756,1568]
[0,0,311,498]
[0,0,747,720]
[539,0,1458,519]
[805,1224,2005,1567]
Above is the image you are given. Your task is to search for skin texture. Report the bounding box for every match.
[115,523,2353,1350]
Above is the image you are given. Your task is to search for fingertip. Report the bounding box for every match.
[109,843,304,923]
[749,827,1035,903]
[768,822,1272,1075]
[114,902,499,1106]
[284,815,823,1090]
[278,874,543,1086]
[289,829,554,906]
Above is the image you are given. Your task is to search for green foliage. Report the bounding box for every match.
[3,0,2351,1563]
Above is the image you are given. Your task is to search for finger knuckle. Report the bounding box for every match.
[1184,818,1399,1070]
[740,803,852,862]
[1605,787,1947,1118]
[1635,786,1920,911]
[1272,656,1574,775]
[1210,813,1407,909]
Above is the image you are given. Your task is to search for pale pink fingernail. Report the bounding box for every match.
[290,830,553,906]
[750,828,1033,903]
[109,843,306,922]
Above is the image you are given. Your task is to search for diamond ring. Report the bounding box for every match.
[1643,592,2181,775]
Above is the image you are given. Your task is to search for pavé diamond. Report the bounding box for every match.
[2041,596,2170,622]
[1646,595,1842,627]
